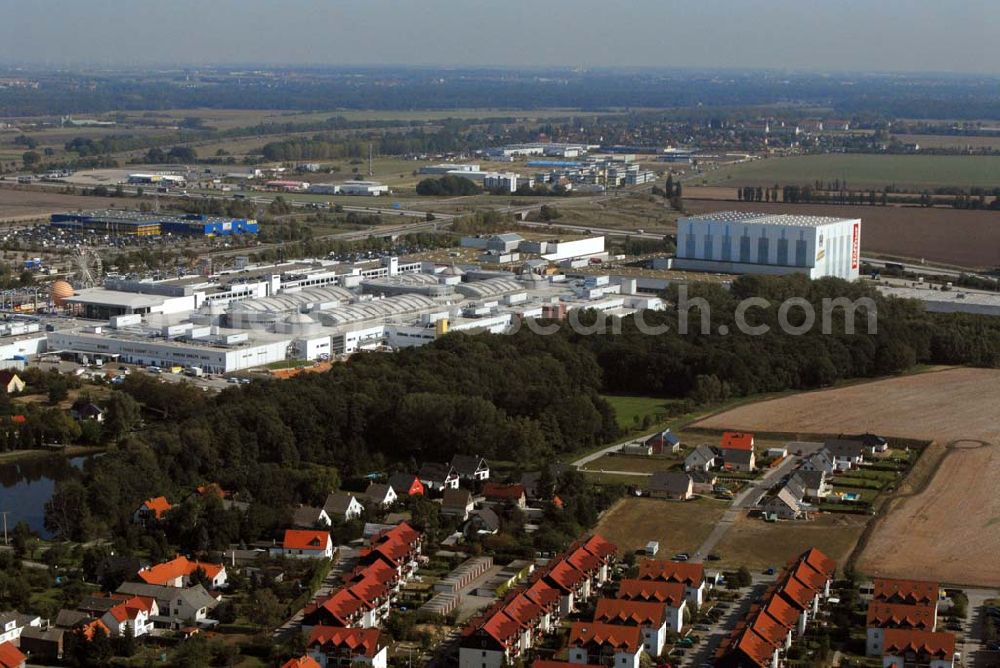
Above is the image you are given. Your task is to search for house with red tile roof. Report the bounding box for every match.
[873,578,940,611]
[594,598,669,657]
[616,579,687,632]
[100,596,158,638]
[716,548,838,668]
[523,579,562,624]
[0,642,25,668]
[78,619,110,642]
[360,523,422,581]
[483,482,527,509]
[719,431,756,471]
[304,588,370,629]
[568,621,644,668]
[637,559,706,605]
[281,656,322,668]
[544,560,591,615]
[866,602,938,656]
[459,607,525,668]
[306,626,387,668]
[132,496,172,527]
[137,555,227,589]
[0,641,25,668]
[278,530,334,560]
[715,619,782,668]
[882,629,955,668]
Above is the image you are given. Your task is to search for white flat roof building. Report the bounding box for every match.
[674,211,861,280]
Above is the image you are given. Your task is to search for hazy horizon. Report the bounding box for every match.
[1,0,997,75]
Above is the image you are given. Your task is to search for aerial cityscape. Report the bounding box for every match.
[0,2,998,668]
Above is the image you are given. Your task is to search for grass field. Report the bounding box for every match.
[696,367,1000,586]
[594,497,728,555]
[697,154,1000,190]
[711,513,869,572]
[580,454,680,474]
[602,394,673,430]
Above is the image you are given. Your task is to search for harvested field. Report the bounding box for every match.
[712,513,868,572]
[892,134,1000,151]
[594,497,727,555]
[695,367,1000,586]
[0,187,114,222]
[684,198,1000,269]
[696,154,1000,190]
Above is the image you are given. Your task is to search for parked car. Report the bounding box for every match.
[707,553,722,561]
[673,553,690,561]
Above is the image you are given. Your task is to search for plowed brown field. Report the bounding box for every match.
[695,368,1000,586]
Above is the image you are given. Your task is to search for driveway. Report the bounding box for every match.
[680,578,775,668]
[960,587,997,667]
[273,545,356,639]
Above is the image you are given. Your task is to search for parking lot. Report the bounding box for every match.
[677,578,775,668]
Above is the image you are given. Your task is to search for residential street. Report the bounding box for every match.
[692,443,823,562]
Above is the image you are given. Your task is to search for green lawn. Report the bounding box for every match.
[601,394,673,431]
[699,154,1000,190]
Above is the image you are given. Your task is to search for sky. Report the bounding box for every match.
[0,0,997,74]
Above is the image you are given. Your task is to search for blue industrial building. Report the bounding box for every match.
[50,210,258,237]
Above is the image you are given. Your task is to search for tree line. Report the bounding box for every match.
[44,275,1000,547]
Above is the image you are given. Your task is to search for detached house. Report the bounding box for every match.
[418,463,460,492]
[483,483,527,509]
[364,483,397,509]
[568,621,644,668]
[0,613,40,647]
[132,496,172,527]
[117,582,219,624]
[137,555,227,589]
[800,450,835,475]
[100,596,157,638]
[441,488,475,521]
[450,454,490,482]
[0,371,24,394]
[324,492,364,521]
[719,432,756,472]
[594,598,669,657]
[644,429,681,454]
[387,472,425,497]
[760,486,808,520]
[684,445,718,472]
[293,505,333,529]
[789,470,831,499]
[648,471,693,500]
[279,530,334,559]
[823,439,867,471]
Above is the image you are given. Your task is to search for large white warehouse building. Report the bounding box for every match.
[673,211,861,280]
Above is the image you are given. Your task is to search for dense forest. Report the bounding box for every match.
[45,275,1000,549]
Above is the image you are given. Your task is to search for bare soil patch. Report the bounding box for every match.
[695,368,1000,586]
[0,187,109,222]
